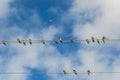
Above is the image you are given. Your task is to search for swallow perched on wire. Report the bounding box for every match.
[91,37,95,43]
[96,39,100,44]
[73,70,77,75]
[23,40,26,45]
[87,70,91,76]
[54,40,58,44]
[59,37,63,43]
[17,38,22,44]
[63,70,67,75]
[102,36,108,43]
[69,37,73,43]
[41,40,46,45]
[29,39,32,45]
[86,39,90,44]
[2,40,6,45]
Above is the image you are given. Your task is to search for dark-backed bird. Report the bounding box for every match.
[29,39,32,45]
[54,40,58,44]
[69,37,73,43]
[91,37,95,42]
[59,37,63,43]
[96,39,100,44]
[102,36,107,43]
[63,70,67,74]
[17,38,22,44]
[41,40,46,45]
[3,40,6,45]
[23,40,26,45]
[73,70,77,75]
[86,39,90,44]
[87,70,91,76]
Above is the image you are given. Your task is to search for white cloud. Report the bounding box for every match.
[0,0,13,18]
[63,0,120,80]
[41,25,60,40]
[1,0,120,80]
[71,0,120,38]
[0,24,72,80]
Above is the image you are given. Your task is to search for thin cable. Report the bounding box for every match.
[0,72,120,75]
[0,38,120,45]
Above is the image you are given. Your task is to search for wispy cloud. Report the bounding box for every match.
[1,0,120,80]
[0,0,14,18]
[71,0,120,38]
[66,0,120,80]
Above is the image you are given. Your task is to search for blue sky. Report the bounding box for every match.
[1,0,120,80]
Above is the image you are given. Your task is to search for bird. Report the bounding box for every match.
[87,70,91,76]
[102,36,108,43]
[17,38,22,44]
[54,40,58,44]
[73,70,77,75]
[63,70,67,74]
[2,40,6,45]
[23,40,26,45]
[91,37,95,42]
[96,39,100,44]
[86,39,90,44]
[59,37,63,43]
[41,40,46,45]
[69,37,73,43]
[29,39,32,45]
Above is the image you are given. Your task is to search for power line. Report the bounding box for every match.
[1,70,120,75]
[0,36,120,45]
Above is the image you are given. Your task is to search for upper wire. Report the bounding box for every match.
[0,36,119,45]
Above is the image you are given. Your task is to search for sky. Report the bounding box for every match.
[0,0,120,80]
